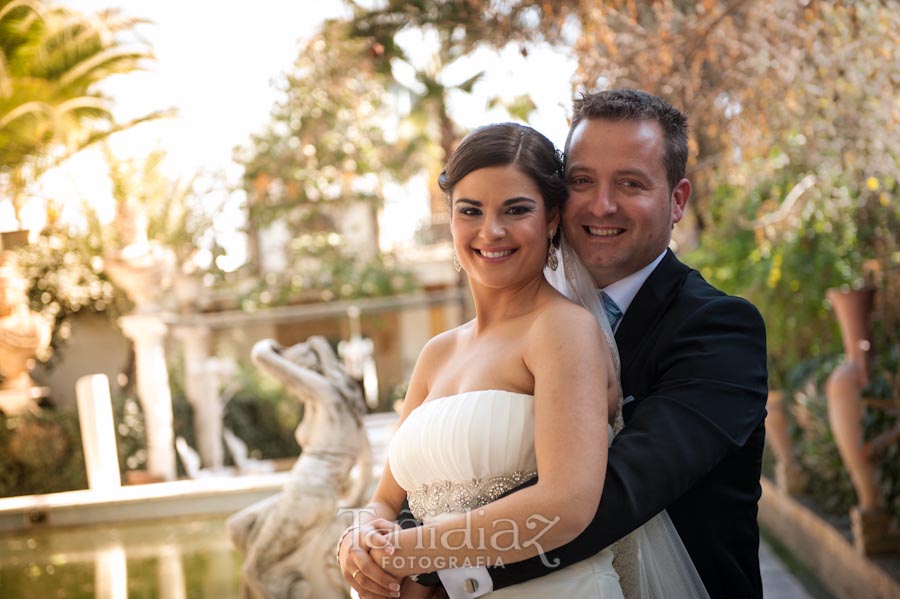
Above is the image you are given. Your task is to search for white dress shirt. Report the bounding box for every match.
[599,249,667,333]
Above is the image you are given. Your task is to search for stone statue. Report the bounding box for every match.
[227,336,371,599]
[0,251,51,414]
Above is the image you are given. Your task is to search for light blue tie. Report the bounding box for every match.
[600,291,623,330]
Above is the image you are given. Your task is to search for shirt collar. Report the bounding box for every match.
[600,249,667,316]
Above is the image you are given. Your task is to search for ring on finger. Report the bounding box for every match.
[351,568,361,580]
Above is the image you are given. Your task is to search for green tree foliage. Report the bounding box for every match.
[687,1,900,385]
[238,2,549,262]
[0,0,170,220]
[103,148,226,267]
[236,20,414,233]
[16,214,132,368]
[234,20,423,303]
[344,0,549,215]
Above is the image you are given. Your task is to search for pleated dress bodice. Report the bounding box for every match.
[388,389,537,520]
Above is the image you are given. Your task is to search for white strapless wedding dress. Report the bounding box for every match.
[388,389,624,598]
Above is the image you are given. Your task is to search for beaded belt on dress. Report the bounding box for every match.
[408,470,537,520]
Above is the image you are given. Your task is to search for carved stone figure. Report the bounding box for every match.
[226,336,371,599]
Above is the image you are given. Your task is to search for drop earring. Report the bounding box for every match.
[453,251,461,273]
[547,234,559,271]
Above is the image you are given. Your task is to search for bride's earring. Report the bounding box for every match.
[453,251,462,273]
[547,234,559,271]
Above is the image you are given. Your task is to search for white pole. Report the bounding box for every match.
[76,374,122,490]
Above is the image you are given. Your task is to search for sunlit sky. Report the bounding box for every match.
[18,1,577,266]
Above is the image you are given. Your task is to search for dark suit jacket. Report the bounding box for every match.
[488,250,768,599]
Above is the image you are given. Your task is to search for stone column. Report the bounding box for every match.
[119,314,176,481]
[338,306,379,409]
[175,325,230,470]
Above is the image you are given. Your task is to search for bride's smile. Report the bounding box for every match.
[473,247,516,261]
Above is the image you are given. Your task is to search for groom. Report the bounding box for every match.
[345,89,768,599]
[438,89,766,599]
[499,91,767,598]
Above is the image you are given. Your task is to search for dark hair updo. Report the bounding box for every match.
[438,123,567,243]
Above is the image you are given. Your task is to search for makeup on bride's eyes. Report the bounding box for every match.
[454,197,538,217]
[454,199,481,216]
[506,204,535,216]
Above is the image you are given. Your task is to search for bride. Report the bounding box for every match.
[337,122,707,599]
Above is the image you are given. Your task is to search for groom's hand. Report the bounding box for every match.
[338,518,402,599]
[400,577,449,598]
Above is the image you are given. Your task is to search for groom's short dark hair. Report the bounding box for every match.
[564,89,689,192]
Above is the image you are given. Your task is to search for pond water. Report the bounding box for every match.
[0,516,242,599]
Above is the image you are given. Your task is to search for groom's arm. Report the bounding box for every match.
[484,294,768,591]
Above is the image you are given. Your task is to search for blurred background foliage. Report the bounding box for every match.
[2,0,899,521]
[0,359,301,495]
[0,0,171,218]
[238,235,417,310]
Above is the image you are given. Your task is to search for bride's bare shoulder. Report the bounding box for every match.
[403,321,473,412]
[534,294,601,335]
[421,320,471,353]
[414,320,471,371]
[527,296,606,355]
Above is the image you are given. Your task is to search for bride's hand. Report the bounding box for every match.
[367,521,408,576]
[338,518,402,598]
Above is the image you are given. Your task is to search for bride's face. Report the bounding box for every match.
[450,164,558,289]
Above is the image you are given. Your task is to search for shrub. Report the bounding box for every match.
[0,409,87,497]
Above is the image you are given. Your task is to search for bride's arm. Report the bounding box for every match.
[373,304,610,577]
[339,333,449,598]
[363,332,454,518]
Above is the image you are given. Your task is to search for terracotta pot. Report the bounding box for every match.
[765,390,806,495]
[825,287,875,386]
[824,286,900,553]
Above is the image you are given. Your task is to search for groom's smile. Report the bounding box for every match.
[585,226,625,238]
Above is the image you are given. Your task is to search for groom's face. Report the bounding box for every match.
[562,118,689,288]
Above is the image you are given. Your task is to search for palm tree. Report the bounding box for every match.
[0,0,170,225]
[345,0,540,223]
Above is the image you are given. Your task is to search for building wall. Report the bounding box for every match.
[31,312,130,410]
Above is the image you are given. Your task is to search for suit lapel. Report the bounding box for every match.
[615,250,690,386]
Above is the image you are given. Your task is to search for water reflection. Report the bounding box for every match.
[95,544,126,599]
[0,516,241,598]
